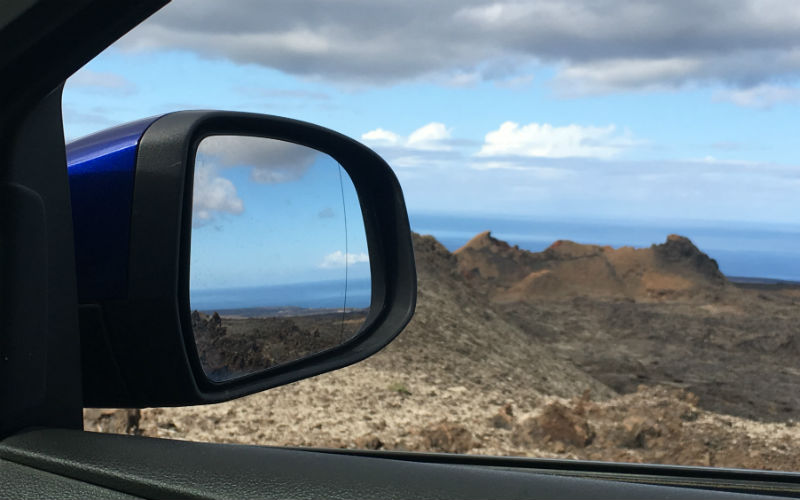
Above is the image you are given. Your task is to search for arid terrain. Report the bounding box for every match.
[192,309,367,381]
[86,231,800,471]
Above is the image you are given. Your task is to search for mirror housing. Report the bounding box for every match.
[67,111,416,407]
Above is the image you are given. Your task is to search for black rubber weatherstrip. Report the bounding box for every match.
[302,446,800,497]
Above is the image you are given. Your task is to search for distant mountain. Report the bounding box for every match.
[727,276,800,288]
[454,231,728,303]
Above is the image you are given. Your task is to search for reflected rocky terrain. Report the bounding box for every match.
[191,308,368,380]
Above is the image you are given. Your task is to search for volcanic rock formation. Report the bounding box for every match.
[454,231,729,303]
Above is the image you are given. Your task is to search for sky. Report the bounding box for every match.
[62,0,800,283]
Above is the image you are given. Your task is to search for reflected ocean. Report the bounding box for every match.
[191,278,371,312]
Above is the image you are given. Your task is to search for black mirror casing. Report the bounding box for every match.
[76,111,416,407]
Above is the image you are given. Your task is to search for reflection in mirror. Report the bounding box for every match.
[189,136,371,382]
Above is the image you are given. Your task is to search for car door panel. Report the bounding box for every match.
[0,458,140,500]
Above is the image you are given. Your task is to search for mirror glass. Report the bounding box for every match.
[189,135,371,382]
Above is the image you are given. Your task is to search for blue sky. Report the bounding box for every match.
[63,0,800,281]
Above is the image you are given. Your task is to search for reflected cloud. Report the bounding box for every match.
[198,135,320,184]
[320,250,370,268]
[192,162,244,227]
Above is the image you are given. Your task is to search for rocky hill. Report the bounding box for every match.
[372,233,612,399]
[455,232,728,302]
[453,231,799,421]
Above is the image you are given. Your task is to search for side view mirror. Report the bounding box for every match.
[67,111,416,407]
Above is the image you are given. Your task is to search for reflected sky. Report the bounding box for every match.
[189,137,370,295]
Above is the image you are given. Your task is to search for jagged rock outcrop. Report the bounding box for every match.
[454,232,729,303]
[652,234,726,284]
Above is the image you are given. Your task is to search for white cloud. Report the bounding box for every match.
[407,123,452,151]
[455,2,538,26]
[363,120,638,169]
[319,251,370,268]
[361,128,402,146]
[445,71,481,87]
[65,69,137,95]
[117,0,800,95]
[555,57,703,95]
[362,122,452,152]
[477,121,636,159]
[714,84,800,109]
[192,163,244,227]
